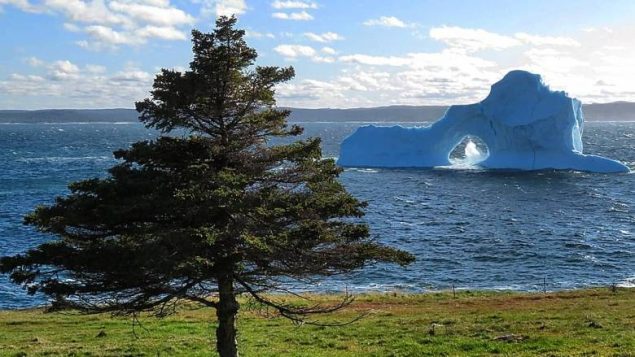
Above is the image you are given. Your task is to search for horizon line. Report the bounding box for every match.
[2,100,635,112]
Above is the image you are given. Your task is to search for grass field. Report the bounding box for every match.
[0,288,633,356]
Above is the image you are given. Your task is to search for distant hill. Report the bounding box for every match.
[0,109,139,123]
[287,102,635,122]
[1,102,634,123]
[285,105,449,122]
[579,102,635,121]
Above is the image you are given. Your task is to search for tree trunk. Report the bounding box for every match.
[216,274,239,357]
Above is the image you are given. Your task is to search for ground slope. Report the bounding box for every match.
[0,288,633,356]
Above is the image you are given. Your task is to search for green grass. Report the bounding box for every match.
[1,288,633,356]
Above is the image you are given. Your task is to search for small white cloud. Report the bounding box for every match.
[8,73,45,82]
[304,32,343,43]
[429,26,520,52]
[75,40,91,49]
[107,1,195,26]
[141,0,171,6]
[136,25,187,41]
[274,44,334,63]
[339,54,410,67]
[271,0,317,9]
[85,64,107,74]
[514,32,580,47]
[0,0,41,13]
[52,60,80,73]
[44,0,129,26]
[49,60,81,80]
[363,16,408,28]
[312,56,335,63]
[111,69,153,82]
[321,46,336,55]
[25,56,44,67]
[63,22,81,32]
[84,25,140,46]
[274,44,316,58]
[192,0,247,18]
[523,47,588,72]
[245,30,275,39]
[214,0,246,17]
[272,10,313,20]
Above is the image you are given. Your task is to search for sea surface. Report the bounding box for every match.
[1,121,634,308]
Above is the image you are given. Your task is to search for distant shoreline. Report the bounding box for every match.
[1,120,634,125]
[1,102,634,123]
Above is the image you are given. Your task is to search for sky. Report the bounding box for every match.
[1,0,635,109]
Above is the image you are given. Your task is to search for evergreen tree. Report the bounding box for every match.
[1,16,414,357]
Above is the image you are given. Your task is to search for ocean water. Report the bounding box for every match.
[0,121,634,308]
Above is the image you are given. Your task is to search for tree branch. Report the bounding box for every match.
[235,277,367,326]
[185,294,219,308]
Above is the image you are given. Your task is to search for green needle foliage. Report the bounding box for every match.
[0,16,414,357]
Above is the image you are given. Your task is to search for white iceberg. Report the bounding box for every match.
[338,70,630,173]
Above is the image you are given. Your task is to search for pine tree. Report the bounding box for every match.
[1,16,414,357]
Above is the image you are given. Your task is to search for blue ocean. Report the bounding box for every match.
[1,121,634,308]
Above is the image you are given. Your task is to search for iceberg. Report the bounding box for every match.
[338,70,630,173]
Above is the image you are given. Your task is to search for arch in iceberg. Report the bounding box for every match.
[337,70,630,173]
[448,135,489,166]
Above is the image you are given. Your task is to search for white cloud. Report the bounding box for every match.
[78,23,188,49]
[513,26,635,102]
[312,56,335,63]
[274,44,316,58]
[363,16,408,28]
[49,60,81,80]
[111,69,153,82]
[272,10,313,20]
[277,25,635,108]
[271,0,317,9]
[514,33,580,47]
[277,45,499,108]
[277,79,343,103]
[274,44,334,63]
[43,0,129,25]
[192,0,246,18]
[8,73,45,82]
[304,32,343,43]
[278,35,513,108]
[214,0,246,16]
[85,64,107,73]
[0,58,155,109]
[524,48,587,72]
[321,46,336,55]
[136,25,187,40]
[63,22,81,32]
[245,30,275,39]
[3,0,199,50]
[140,0,171,6]
[25,56,44,67]
[0,0,40,13]
[429,26,520,52]
[107,1,195,26]
[4,6,635,108]
[276,65,497,108]
[84,25,140,46]
[339,54,411,67]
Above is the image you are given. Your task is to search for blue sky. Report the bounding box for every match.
[1,0,635,109]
